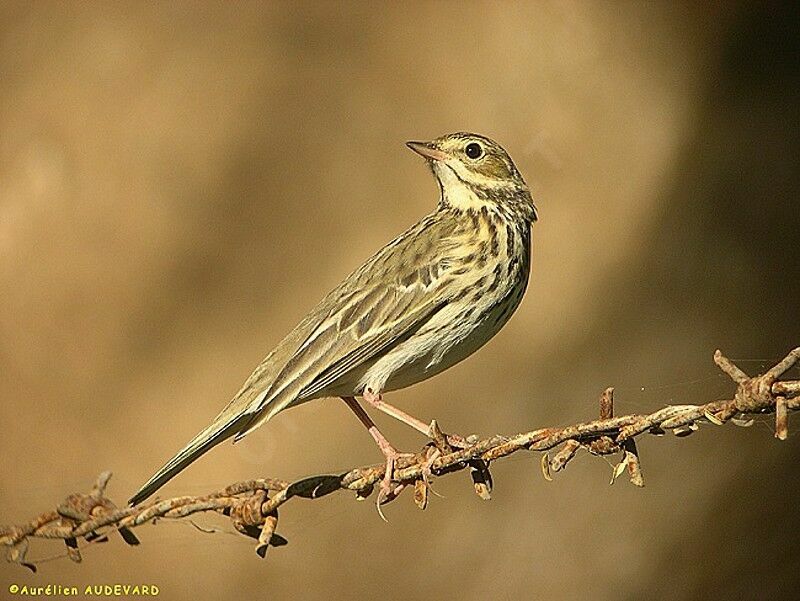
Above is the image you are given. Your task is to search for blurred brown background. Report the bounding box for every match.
[1,1,798,599]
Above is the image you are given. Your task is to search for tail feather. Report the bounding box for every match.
[128,412,251,506]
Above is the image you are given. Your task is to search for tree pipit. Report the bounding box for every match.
[130,133,538,508]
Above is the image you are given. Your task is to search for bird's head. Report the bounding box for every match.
[406,132,537,222]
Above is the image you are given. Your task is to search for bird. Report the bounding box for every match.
[129,132,538,507]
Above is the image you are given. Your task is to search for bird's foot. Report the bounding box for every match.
[421,446,440,483]
[406,446,445,510]
[375,443,415,520]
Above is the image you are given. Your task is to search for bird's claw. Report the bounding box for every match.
[370,421,470,518]
[420,447,444,499]
[420,446,440,483]
[374,448,414,520]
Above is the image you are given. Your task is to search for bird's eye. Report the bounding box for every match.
[465,142,483,160]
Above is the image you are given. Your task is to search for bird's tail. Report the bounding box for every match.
[128,412,252,506]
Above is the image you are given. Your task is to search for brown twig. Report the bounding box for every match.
[2,348,798,571]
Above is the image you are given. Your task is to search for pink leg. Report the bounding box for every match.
[362,388,467,449]
[362,388,433,436]
[340,396,409,505]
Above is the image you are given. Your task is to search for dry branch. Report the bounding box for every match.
[2,347,799,571]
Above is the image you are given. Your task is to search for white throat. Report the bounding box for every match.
[434,162,485,211]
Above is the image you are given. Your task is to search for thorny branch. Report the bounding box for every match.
[2,348,799,571]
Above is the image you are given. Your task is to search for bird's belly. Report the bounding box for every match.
[319,306,510,398]
[381,318,503,392]
[305,291,521,399]
[365,277,527,394]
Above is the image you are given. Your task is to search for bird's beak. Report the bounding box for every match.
[406,141,449,162]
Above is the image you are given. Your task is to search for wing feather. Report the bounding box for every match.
[297,294,447,399]
[239,216,463,424]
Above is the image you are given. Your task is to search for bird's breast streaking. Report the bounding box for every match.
[352,205,531,396]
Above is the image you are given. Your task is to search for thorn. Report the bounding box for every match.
[731,414,755,427]
[610,457,627,485]
[775,396,788,440]
[468,458,493,500]
[255,513,278,559]
[703,410,725,426]
[413,479,429,510]
[540,453,553,482]
[355,483,374,501]
[672,422,699,437]
[428,419,453,452]
[599,387,614,419]
[623,439,644,487]
[765,347,800,380]
[473,482,491,500]
[550,440,581,472]
[64,537,82,563]
[714,350,749,383]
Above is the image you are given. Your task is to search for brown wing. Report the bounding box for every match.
[233,214,464,437]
